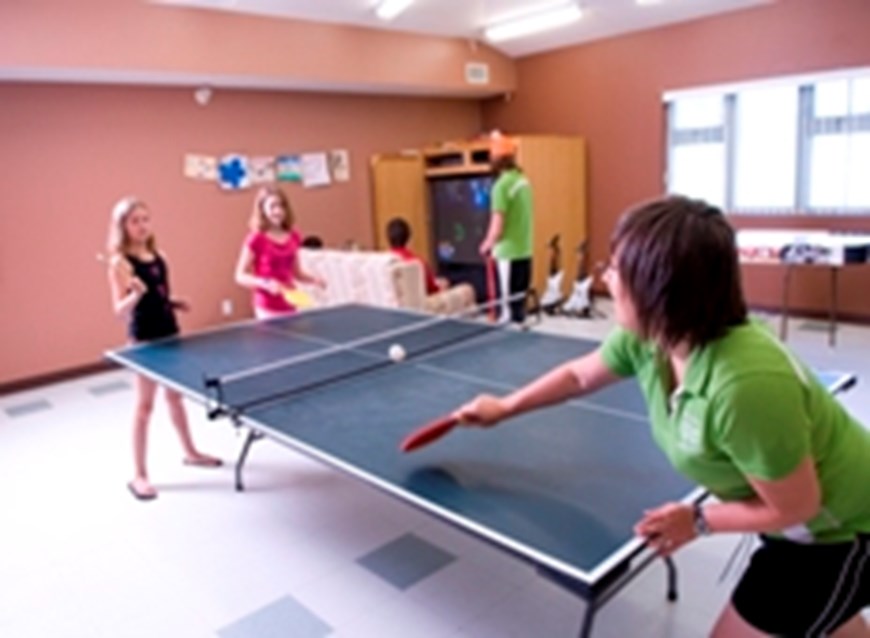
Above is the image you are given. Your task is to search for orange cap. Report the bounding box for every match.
[489,130,517,158]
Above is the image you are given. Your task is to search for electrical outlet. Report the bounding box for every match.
[221,299,233,316]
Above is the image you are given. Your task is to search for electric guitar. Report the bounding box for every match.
[540,234,565,314]
[562,240,593,317]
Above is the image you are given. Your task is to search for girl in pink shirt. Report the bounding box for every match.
[235,186,324,319]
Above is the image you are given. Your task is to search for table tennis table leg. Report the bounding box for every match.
[664,555,678,601]
[829,266,837,347]
[578,603,597,638]
[573,554,679,637]
[779,264,793,342]
[235,427,264,492]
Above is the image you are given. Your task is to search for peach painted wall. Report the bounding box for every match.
[483,0,870,320]
[0,0,515,98]
[0,83,481,385]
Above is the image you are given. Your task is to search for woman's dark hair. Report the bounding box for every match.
[386,217,410,249]
[611,196,747,349]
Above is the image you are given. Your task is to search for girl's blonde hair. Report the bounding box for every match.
[249,186,294,233]
[106,196,156,256]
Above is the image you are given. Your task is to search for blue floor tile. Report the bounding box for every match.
[88,380,132,396]
[5,399,52,418]
[357,532,456,590]
[217,595,332,638]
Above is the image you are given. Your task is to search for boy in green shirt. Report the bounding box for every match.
[479,131,533,324]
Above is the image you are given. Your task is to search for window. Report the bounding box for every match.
[808,77,870,211]
[733,85,798,211]
[665,68,870,215]
[667,95,726,208]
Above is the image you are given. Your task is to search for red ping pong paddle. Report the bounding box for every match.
[400,415,459,453]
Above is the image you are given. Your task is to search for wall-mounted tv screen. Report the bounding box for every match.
[429,174,493,265]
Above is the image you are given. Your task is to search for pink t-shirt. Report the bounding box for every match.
[245,230,302,312]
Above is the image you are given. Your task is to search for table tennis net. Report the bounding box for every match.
[208,317,497,414]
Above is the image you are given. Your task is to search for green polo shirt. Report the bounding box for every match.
[491,169,533,261]
[600,320,870,543]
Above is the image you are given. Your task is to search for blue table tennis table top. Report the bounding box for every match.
[106,303,856,591]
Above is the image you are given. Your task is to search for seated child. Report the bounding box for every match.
[386,218,446,295]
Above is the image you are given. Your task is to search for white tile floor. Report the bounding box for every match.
[1,303,868,638]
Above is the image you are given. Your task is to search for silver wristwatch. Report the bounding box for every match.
[692,503,711,536]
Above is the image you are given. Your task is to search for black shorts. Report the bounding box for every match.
[500,257,532,323]
[732,533,870,637]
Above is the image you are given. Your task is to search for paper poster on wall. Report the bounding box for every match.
[301,153,331,188]
[329,149,350,182]
[183,154,217,181]
[217,154,251,190]
[249,156,276,184]
[276,155,302,182]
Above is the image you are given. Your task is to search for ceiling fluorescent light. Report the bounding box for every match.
[375,0,414,21]
[484,3,582,43]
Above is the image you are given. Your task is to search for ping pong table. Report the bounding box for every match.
[106,304,857,637]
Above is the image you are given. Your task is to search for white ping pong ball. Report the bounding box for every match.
[388,344,406,362]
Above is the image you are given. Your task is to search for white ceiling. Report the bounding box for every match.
[154,0,775,58]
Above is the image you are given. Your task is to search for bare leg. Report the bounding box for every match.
[712,603,870,638]
[129,375,158,499]
[165,388,221,466]
[711,603,769,638]
[831,613,870,638]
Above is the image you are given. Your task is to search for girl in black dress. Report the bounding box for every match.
[107,197,221,500]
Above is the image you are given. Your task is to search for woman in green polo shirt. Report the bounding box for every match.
[455,196,870,637]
